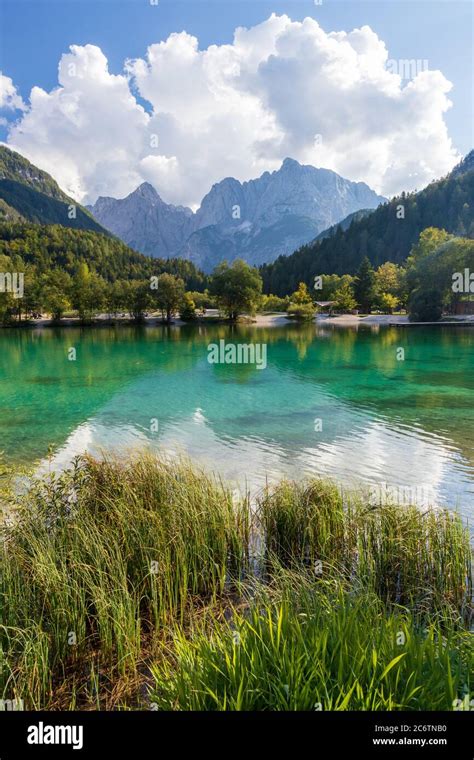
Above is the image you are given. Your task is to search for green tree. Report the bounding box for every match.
[287,281,316,320]
[333,282,356,313]
[180,293,197,321]
[409,288,443,322]
[210,259,262,320]
[354,257,375,313]
[378,292,399,314]
[72,262,106,323]
[155,273,185,323]
[409,227,452,262]
[406,234,474,314]
[123,280,153,321]
[315,274,354,301]
[12,265,37,322]
[374,262,403,296]
[41,269,72,321]
[291,282,313,305]
[0,253,15,323]
[105,280,128,318]
[187,289,216,311]
[0,289,15,324]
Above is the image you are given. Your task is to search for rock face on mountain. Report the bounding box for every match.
[260,149,474,296]
[88,159,385,272]
[89,183,195,258]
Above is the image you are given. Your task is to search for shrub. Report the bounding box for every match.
[409,288,443,322]
[287,302,316,321]
[260,294,290,312]
[180,293,197,321]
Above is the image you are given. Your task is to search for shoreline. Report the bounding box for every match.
[1,311,473,329]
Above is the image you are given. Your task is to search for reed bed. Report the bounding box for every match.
[0,454,249,709]
[259,480,472,621]
[0,455,471,710]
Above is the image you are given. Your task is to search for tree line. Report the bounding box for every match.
[260,166,474,296]
[0,221,472,325]
[281,227,474,322]
[0,228,264,324]
[0,222,207,289]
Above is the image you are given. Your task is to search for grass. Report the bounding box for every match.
[0,454,249,709]
[0,454,472,710]
[260,479,472,620]
[150,575,473,711]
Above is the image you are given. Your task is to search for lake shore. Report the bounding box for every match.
[254,312,474,327]
[3,310,474,329]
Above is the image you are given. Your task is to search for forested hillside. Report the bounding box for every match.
[0,146,107,233]
[261,153,474,296]
[0,222,207,290]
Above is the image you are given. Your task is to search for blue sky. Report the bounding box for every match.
[0,0,472,204]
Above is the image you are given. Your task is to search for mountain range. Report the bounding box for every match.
[261,150,474,295]
[88,158,386,272]
[1,143,472,296]
[0,145,206,290]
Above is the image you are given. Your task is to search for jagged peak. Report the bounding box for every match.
[277,157,334,178]
[132,182,161,201]
[281,157,301,169]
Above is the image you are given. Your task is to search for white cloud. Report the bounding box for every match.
[0,73,25,111]
[4,15,460,205]
[5,46,150,202]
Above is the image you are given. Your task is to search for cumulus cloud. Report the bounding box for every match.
[5,46,149,202]
[4,14,460,205]
[0,73,25,111]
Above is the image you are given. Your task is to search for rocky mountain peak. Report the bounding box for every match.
[130,182,161,203]
[89,158,386,270]
[280,157,301,170]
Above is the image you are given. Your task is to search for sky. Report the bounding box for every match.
[0,0,472,207]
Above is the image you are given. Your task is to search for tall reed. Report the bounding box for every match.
[0,454,249,708]
[259,480,472,621]
[0,457,471,710]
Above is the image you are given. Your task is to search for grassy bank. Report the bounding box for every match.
[0,455,472,711]
[151,577,472,711]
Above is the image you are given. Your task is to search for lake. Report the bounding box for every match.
[1,322,473,525]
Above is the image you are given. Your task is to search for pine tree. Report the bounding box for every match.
[354,257,375,312]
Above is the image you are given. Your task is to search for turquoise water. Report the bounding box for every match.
[0,322,473,523]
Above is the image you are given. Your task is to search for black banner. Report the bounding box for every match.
[0,711,471,758]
